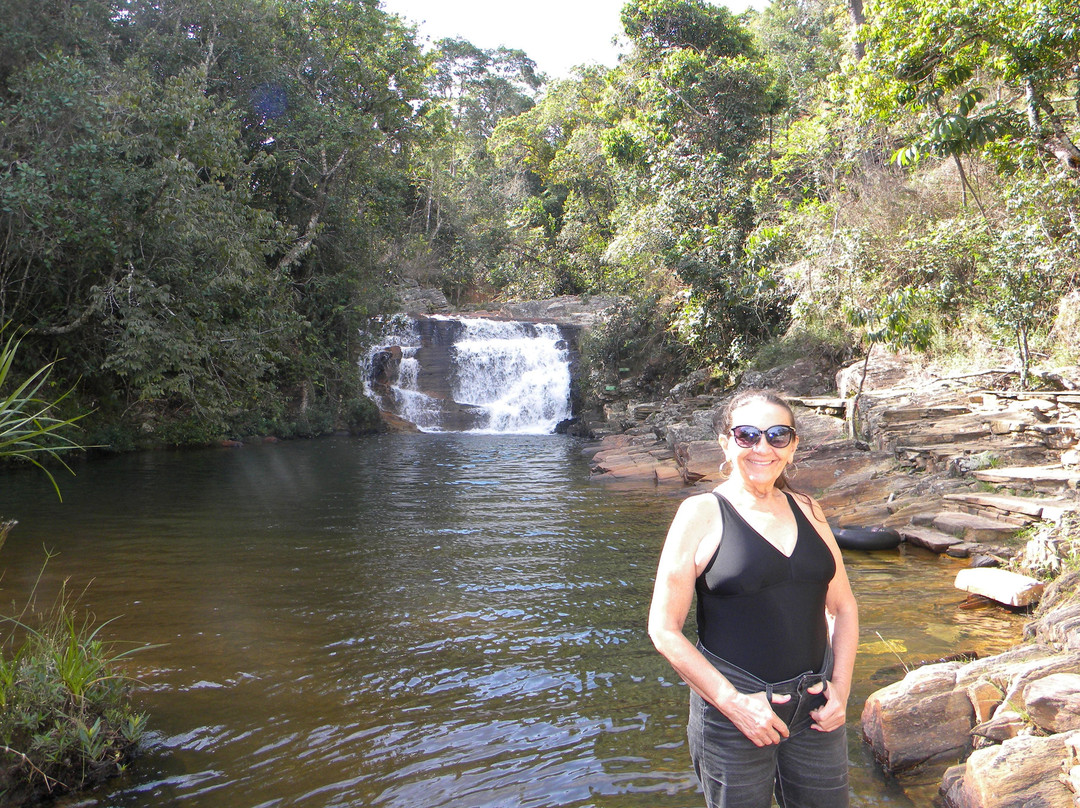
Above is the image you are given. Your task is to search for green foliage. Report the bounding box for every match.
[621,0,754,57]
[3,0,1080,433]
[846,287,935,353]
[980,223,1072,387]
[576,293,691,401]
[0,0,428,446]
[749,317,855,372]
[0,327,87,496]
[857,0,1080,179]
[750,0,846,118]
[0,578,150,803]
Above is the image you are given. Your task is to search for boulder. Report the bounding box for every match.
[970,708,1025,743]
[942,731,1080,808]
[1026,601,1080,650]
[835,351,919,398]
[966,679,1005,724]
[900,526,964,553]
[861,662,975,772]
[1065,734,1080,801]
[752,356,838,397]
[1024,673,1080,734]
[992,652,1080,724]
[954,567,1045,607]
[933,511,1021,541]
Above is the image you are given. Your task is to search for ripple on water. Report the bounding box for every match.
[1,435,1028,808]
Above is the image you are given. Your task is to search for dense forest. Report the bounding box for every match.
[2,0,1079,448]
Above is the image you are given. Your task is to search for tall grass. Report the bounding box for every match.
[0,573,150,805]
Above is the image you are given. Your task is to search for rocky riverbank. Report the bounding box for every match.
[581,350,1080,807]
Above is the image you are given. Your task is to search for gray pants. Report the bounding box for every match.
[688,644,849,808]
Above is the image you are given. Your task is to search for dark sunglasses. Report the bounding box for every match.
[730,424,797,449]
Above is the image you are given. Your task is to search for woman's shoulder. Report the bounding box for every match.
[786,488,828,526]
[670,491,722,526]
[677,490,721,512]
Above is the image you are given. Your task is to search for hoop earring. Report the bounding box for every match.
[786,461,799,479]
[720,459,732,477]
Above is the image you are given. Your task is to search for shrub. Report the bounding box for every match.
[0,581,149,805]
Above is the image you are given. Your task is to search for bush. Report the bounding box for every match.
[576,292,691,403]
[0,581,149,805]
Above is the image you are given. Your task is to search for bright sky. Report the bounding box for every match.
[379,0,770,81]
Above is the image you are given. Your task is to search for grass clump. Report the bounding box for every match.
[1,574,149,806]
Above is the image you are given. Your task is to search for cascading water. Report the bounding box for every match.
[363,314,574,434]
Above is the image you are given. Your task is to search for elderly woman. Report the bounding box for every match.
[648,389,858,808]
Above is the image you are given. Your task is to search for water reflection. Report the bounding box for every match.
[0,434,1026,807]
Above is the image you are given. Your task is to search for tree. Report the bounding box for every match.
[857,0,1080,177]
[0,0,429,442]
[605,0,790,366]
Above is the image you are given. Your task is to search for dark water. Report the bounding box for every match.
[0,434,1025,807]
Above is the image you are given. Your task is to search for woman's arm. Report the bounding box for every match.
[648,494,792,747]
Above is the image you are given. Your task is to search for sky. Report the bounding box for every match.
[378,0,770,81]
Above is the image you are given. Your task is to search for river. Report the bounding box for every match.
[0,433,1026,807]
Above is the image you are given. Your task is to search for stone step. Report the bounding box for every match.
[954,567,1044,608]
[988,419,1080,449]
[878,405,971,423]
[972,465,1080,493]
[930,511,1023,541]
[787,396,848,417]
[893,443,1051,474]
[879,414,988,437]
[894,441,1041,458]
[942,493,1079,523]
[898,525,965,553]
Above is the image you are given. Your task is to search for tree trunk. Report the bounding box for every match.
[1025,77,1080,173]
[848,0,866,61]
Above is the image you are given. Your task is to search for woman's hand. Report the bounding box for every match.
[719,691,791,747]
[808,679,848,733]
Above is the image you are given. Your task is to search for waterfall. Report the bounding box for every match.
[363,314,574,434]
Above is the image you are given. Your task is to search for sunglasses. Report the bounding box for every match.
[730,424,797,449]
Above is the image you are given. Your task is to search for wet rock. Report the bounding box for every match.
[495,295,626,328]
[379,410,421,433]
[396,279,450,314]
[861,662,975,772]
[899,526,964,553]
[942,731,1080,808]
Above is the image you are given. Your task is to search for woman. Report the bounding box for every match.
[648,389,858,808]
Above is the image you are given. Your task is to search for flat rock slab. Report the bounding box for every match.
[973,465,1080,489]
[954,567,1044,607]
[932,511,1021,541]
[900,526,963,553]
[941,492,1077,520]
[879,406,971,423]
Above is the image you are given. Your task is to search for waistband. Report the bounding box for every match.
[697,641,834,699]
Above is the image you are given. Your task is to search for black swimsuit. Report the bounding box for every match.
[695,492,836,681]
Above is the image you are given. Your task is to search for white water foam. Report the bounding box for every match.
[362,317,443,430]
[363,315,572,434]
[449,317,571,434]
